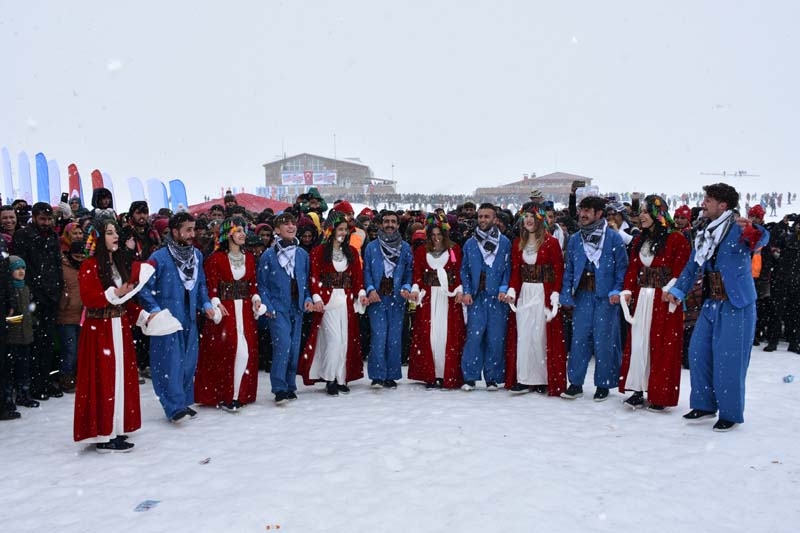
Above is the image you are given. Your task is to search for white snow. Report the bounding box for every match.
[2,347,799,532]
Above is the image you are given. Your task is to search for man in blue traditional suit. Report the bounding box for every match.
[139,212,218,423]
[560,196,628,402]
[459,203,511,391]
[667,183,765,432]
[360,211,413,389]
[258,212,314,405]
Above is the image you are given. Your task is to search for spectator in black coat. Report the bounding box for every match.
[11,202,64,399]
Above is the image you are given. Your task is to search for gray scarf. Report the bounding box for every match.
[166,235,198,291]
[377,229,402,278]
[474,225,500,267]
[579,218,607,267]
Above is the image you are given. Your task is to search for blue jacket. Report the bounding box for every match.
[140,247,213,322]
[363,239,413,296]
[257,246,312,314]
[460,234,511,296]
[670,222,763,309]
[560,228,628,306]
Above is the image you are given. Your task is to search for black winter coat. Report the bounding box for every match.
[11,224,64,303]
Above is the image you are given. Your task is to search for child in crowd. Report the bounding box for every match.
[6,256,38,410]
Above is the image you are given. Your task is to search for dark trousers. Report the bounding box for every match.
[0,340,11,405]
[4,343,32,399]
[782,289,800,345]
[132,325,150,370]
[756,297,781,345]
[31,305,59,395]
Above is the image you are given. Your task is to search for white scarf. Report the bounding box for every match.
[694,210,733,267]
[274,238,299,278]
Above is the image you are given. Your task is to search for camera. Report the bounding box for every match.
[61,192,69,203]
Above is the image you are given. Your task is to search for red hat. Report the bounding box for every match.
[358,207,374,218]
[153,218,169,234]
[673,205,691,219]
[748,204,765,219]
[332,200,354,216]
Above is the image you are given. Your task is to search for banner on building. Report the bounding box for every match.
[281,171,337,185]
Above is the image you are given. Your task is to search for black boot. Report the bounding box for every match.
[16,390,40,408]
[1,402,21,420]
[46,382,64,398]
[326,381,339,396]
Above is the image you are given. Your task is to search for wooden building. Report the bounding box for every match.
[262,153,395,203]
[473,172,593,205]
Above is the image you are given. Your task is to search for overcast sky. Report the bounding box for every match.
[2,1,799,206]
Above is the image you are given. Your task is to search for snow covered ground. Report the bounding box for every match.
[2,346,799,533]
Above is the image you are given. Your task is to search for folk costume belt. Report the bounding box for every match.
[521,264,554,284]
[703,271,728,301]
[378,276,394,296]
[423,270,455,288]
[217,280,250,300]
[85,305,125,319]
[321,272,352,289]
[577,270,596,292]
[637,266,671,289]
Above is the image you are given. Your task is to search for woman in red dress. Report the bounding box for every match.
[298,210,364,395]
[504,204,567,396]
[618,195,691,411]
[73,219,153,453]
[407,214,465,389]
[195,218,262,411]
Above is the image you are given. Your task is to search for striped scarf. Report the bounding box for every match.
[579,218,607,267]
[166,235,198,291]
[377,229,402,278]
[474,225,500,267]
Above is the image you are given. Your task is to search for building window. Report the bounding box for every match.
[282,159,303,172]
[308,158,326,171]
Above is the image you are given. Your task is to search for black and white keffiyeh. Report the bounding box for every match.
[377,229,403,278]
[579,218,607,267]
[166,235,198,291]
[694,210,734,266]
[274,238,299,278]
[474,225,500,267]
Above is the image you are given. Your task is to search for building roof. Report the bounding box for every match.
[188,193,290,215]
[500,172,591,187]
[263,152,371,170]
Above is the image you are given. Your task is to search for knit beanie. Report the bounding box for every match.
[8,255,25,272]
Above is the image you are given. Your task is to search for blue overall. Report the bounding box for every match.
[560,229,628,388]
[258,246,311,394]
[669,222,766,423]
[362,238,413,381]
[460,235,511,384]
[140,247,213,419]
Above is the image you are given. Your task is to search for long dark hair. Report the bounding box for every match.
[322,220,354,264]
[94,219,133,290]
[634,218,669,257]
[425,224,453,253]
